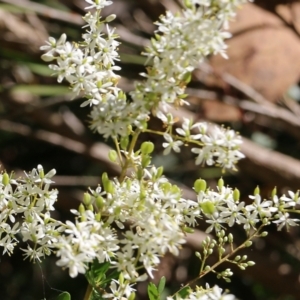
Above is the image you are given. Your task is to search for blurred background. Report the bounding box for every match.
[0,0,300,299]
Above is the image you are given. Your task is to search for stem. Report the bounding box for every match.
[173,225,264,297]
[84,283,93,300]
[144,128,204,146]
[113,137,124,168]
[118,129,141,182]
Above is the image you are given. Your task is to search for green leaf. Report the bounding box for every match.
[56,292,71,300]
[157,276,166,294]
[10,85,70,96]
[147,282,159,300]
[178,287,190,299]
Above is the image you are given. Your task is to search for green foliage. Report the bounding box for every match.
[56,292,71,300]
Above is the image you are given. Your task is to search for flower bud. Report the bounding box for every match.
[271,186,277,198]
[128,292,136,300]
[119,272,124,285]
[141,141,154,155]
[141,156,151,168]
[105,14,116,22]
[233,188,240,202]
[2,173,9,186]
[218,177,224,190]
[183,226,194,233]
[156,166,164,178]
[83,193,91,206]
[96,196,104,210]
[254,186,260,195]
[200,201,215,215]
[194,179,206,193]
[108,150,118,163]
[38,164,44,178]
[79,203,85,214]
[120,136,129,150]
[244,241,252,247]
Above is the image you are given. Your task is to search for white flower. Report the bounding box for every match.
[162,133,183,155]
[85,0,113,10]
[273,212,299,231]
[246,194,277,218]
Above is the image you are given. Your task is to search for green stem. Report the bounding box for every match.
[113,137,124,168]
[118,129,141,182]
[84,283,93,300]
[173,225,264,297]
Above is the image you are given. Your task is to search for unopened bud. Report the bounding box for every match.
[141,141,154,155]
[254,186,260,195]
[2,173,9,186]
[218,177,224,190]
[105,14,116,22]
[108,150,118,163]
[194,179,206,193]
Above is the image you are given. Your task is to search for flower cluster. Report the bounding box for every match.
[130,0,247,117]
[195,179,300,234]
[0,165,59,259]
[168,284,236,300]
[41,0,145,139]
[16,0,299,299]
[162,118,244,169]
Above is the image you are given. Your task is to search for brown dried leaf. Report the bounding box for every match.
[209,3,300,102]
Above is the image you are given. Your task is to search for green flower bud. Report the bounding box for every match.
[156,166,164,178]
[183,226,194,233]
[120,136,129,150]
[141,156,151,168]
[79,203,85,214]
[182,72,192,83]
[195,251,201,258]
[141,141,154,155]
[2,173,9,186]
[137,168,143,180]
[218,177,224,189]
[128,292,136,300]
[200,201,215,215]
[119,272,124,285]
[271,186,277,197]
[83,193,91,206]
[254,186,260,195]
[105,14,116,22]
[96,196,104,210]
[194,179,207,193]
[233,188,240,202]
[261,231,268,237]
[95,212,101,221]
[184,0,193,9]
[247,261,255,266]
[108,150,118,163]
[38,165,44,178]
[244,241,252,247]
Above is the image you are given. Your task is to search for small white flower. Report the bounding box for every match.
[273,212,299,231]
[162,133,183,155]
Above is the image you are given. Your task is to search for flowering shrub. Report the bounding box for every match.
[1,0,300,299]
